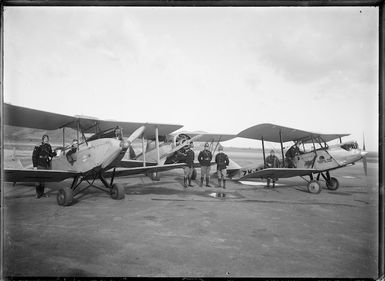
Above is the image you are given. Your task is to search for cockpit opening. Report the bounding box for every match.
[341,142,358,151]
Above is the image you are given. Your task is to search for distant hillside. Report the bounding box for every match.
[4,125,82,146]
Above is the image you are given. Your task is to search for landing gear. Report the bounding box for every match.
[57,186,73,206]
[111,183,125,200]
[148,171,160,181]
[326,177,339,190]
[307,180,322,194]
[56,169,126,206]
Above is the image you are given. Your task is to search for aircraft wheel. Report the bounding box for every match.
[149,171,160,181]
[326,177,339,190]
[111,183,125,200]
[57,186,73,206]
[191,168,197,180]
[307,180,322,194]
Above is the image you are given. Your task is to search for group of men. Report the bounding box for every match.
[178,141,230,189]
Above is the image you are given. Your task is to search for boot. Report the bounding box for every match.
[188,177,193,187]
[218,179,221,188]
[200,177,203,187]
[205,177,211,187]
[183,177,187,188]
[223,179,226,189]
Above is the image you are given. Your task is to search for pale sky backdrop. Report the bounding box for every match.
[4,7,379,151]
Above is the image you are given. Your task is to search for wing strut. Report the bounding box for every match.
[142,135,146,167]
[155,126,160,164]
[279,130,285,168]
[261,136,266,168]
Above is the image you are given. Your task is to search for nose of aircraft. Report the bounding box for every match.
[120,140,130,150]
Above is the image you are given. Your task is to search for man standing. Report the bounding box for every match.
[182,142,195,188]
[32,134,57,198]
[265,149,280,188]
[198,142,213,187]
[215,146,229,189]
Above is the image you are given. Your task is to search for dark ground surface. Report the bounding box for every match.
[2,155,380,278]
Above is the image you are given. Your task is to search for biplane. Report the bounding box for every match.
[3,103,196,206]
[230,123,368,194]
[3,103,239,205]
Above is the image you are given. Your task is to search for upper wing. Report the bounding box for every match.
[4,103,183,138]
[4,168,78,183]
[239,168,318,180]
[237,123,349,143]
[172,131,237,143]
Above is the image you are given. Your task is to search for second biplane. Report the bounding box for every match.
[229,123,368,193]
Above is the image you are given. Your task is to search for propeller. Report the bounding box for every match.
[158,134,203,165]
[120,126,146,157]
[362,132,368,177]
[127,125,146,144]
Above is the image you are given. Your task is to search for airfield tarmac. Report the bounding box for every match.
[2,156,379,278]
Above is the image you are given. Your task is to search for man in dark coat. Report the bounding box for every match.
[215,146,229,188]
[265,149,280,188]
[182,142,195,188]
[32,134,57,198]
[198,142,213,187]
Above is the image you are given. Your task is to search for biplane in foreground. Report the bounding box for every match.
[3,103,200,206]
[228,123,368,194]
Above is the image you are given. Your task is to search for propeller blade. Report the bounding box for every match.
[158,134,203,165]
[127,125,146,144]
[362,132,368,176]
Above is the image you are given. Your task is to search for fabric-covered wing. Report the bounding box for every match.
[4,103,183,138]
[187,133,236,143]
[117,160,157,168]
[239,168,318,180]
[237,123,349,143]
[172,132,236,143]
[103,163,186,178]
[4,168,78,183]
[4,103,77,130]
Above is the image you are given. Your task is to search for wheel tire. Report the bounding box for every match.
[326,177,339,190]
[191,168,197,180]
[57,186,73,206]
[307,180,322,194]
[111,183,125,200]
[149,171,160,181]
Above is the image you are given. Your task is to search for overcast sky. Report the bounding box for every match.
[3,7,379,151]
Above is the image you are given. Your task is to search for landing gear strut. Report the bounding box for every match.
[56,169,125,206]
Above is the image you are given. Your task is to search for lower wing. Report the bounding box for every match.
[4,168,78,183]
[239,168,318,180]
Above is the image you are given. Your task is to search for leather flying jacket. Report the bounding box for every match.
[198,150,212,166]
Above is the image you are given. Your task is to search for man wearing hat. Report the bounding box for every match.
[198,142,213,187]
[32,134,57,198]
[182,142,195,188]
[265,149,280,188]
[215,145,229,188]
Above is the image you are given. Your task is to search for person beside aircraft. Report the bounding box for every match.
[66,139,78,165]
[215,146,229,189]
[285,144,300,168]
[265,149,280,188]
[182,142,195,188]
[198,142,213,187]
[32,134,57,198]
[114,127,123,140]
